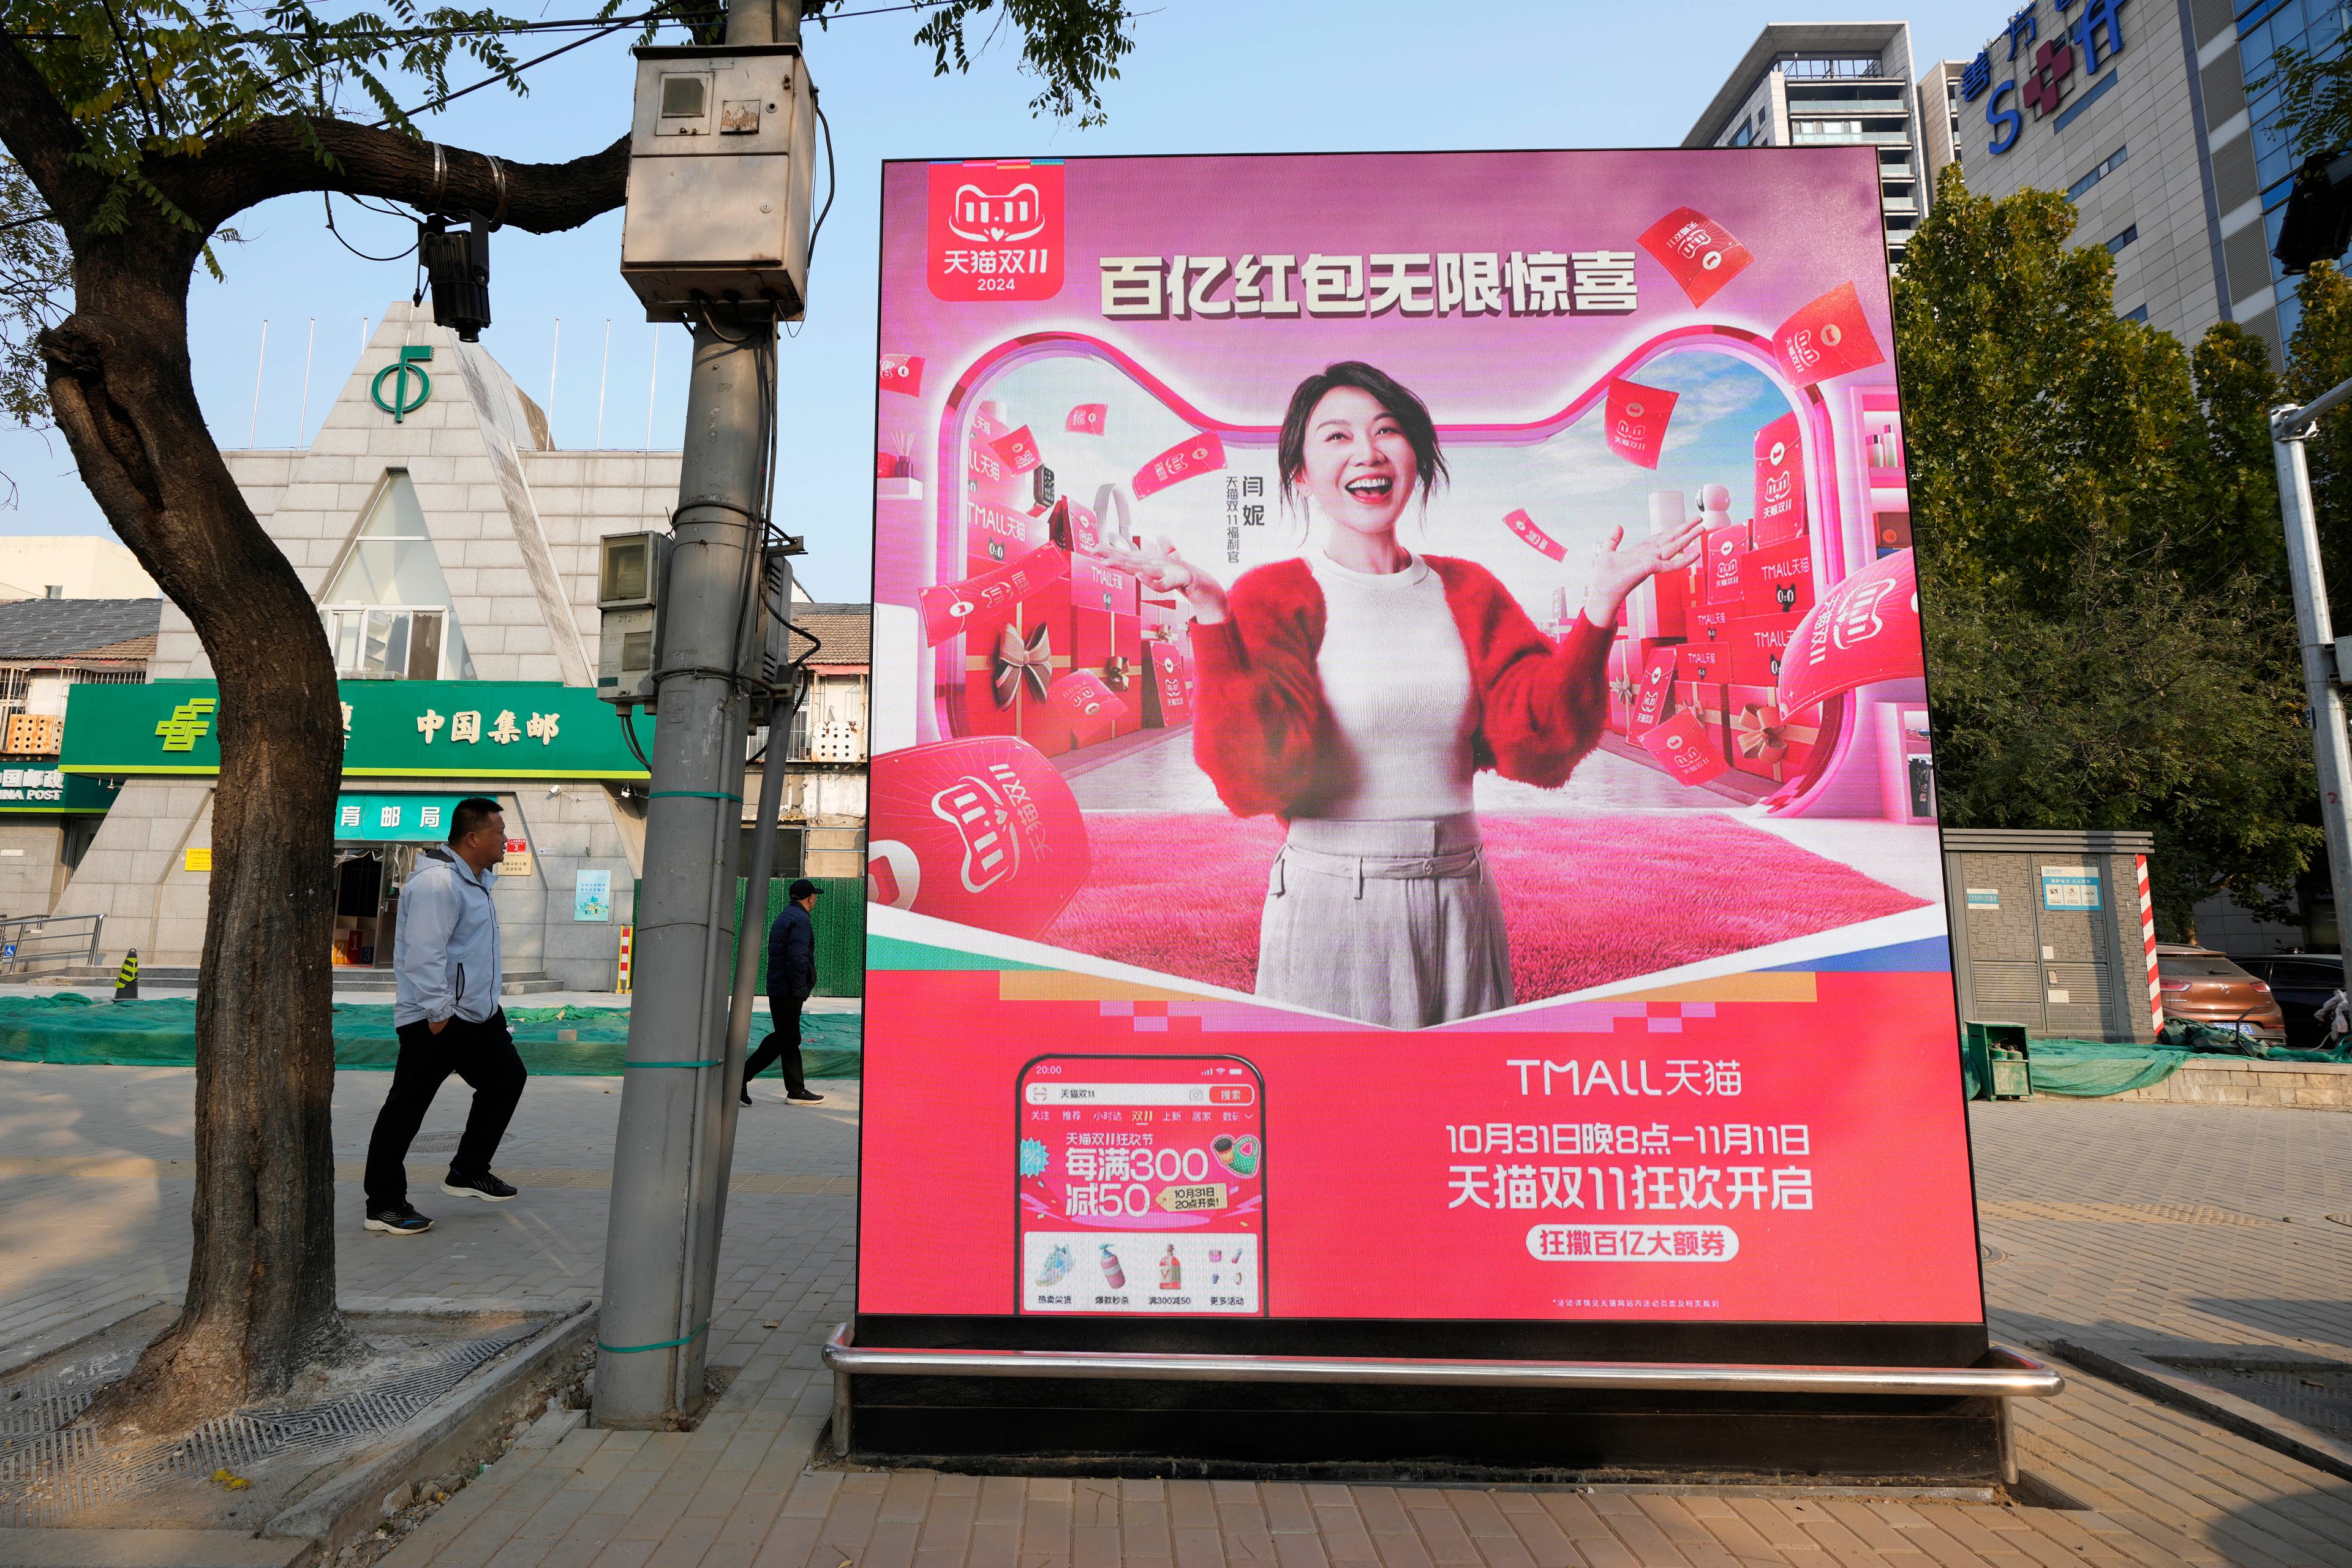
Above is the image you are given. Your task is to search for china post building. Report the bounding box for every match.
[51,301,781,990]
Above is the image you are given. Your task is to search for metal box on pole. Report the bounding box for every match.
[595,530,671,708]
[619,43,816,321]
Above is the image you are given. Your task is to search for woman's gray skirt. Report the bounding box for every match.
[1254,812,1513,1028]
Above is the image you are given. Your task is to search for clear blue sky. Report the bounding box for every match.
[0,1,2001,603]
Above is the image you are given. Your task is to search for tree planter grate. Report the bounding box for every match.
[0,1319,545,1526]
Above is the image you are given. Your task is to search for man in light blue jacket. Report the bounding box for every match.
[363,796,527,1235]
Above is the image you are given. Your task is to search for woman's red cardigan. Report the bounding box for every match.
[1187,554,1615,820]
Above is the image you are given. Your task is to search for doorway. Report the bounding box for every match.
[333,844,415,968]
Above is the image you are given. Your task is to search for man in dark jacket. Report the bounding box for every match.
[741,878,824,1104]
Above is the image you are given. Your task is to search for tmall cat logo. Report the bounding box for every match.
[928,160,1065,303]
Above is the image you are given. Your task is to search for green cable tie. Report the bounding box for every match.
[648,790,742,802]
[597,1320,710,1354]
[624,1058,725,1069]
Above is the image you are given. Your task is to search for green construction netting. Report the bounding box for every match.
[2004,1025,2352,1099]
[0,992,862,1077]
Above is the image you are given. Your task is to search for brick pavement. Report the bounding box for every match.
[9,1077,2352,1566]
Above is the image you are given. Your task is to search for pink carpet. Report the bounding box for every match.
[1045,813,1926,1001]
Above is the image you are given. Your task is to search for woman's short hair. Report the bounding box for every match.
[1276,361,1449,508]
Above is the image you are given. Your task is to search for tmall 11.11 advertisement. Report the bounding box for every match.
[859,148,1978,1343]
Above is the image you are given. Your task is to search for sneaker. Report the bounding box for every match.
[786,1089,825,1103]
[441,1170,519,1202]
[739,1091,754,1107]
[364,1205,434,1235]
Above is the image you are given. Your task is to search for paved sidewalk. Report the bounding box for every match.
[9,1078,2352,1566]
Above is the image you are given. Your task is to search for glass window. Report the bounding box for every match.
[318,470,477,679]
[2107,224,2139,253]
[2123,304,2149,322]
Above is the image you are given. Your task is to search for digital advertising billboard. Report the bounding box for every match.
[859,149,1977,1365]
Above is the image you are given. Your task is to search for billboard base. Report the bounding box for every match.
[822,1325,2059,1485]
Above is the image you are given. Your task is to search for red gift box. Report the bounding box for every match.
[1071,609,1144,739]
[1675,643,1727,681]
[1718,616,1794,683]
[968,500,1041,570]
[1069,554,1139,617]
[1726,684,1823,783]
[1738,536,1816,619]
[1637,709,1729,786]
[962,587,1072,756]
[1704,521,1750,606]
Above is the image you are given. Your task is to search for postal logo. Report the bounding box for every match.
[929,160,1065,304]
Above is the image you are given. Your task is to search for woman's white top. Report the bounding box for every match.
[1305,549,1477,820]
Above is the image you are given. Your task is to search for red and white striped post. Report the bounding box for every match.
[2138,854,2162,1036]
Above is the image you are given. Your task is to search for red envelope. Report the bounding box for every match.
[880,353,925,397]
[1504,507,1568,562]
[1739,537,1816,619]
[1778,548,1923,712]
[1637,206,1754,307]
[918,542,1070,646]
[1133,432,1227,499]
[1773,281,1886,387]
[1705,521,1750,606]
[867,737,1091,940]
[1604,378,1678,469]
[970,408,1009,446]
[1046,670,1129,744]
[992,425,1042,474]
[1752,412,1806,546]
[1067,403,1107,435]
[1637,709,1729,786]
[968,443,1014,489]
[1146,643,1194,725]
[1630,646,1680,734]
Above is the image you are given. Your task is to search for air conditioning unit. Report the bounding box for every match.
[619,44,816,322]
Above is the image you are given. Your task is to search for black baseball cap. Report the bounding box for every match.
[789,878,820,899]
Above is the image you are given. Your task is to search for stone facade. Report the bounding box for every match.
[2109,1055,2352,1111]
[55,302,685,989]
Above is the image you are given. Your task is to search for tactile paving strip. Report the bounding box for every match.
[0,1320,544,1525]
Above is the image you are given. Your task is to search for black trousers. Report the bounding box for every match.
[364,1010,526,1210]
[742,990,809,1095]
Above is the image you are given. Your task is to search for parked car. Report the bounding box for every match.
[2231,952,2341,1050]
[2155,945,2286,1045]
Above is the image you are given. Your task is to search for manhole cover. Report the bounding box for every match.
[2172,1365,2352,1442]
[408,1131,463,1153]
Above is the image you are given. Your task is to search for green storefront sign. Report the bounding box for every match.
[62,680,652,780]
[336,792,472,842]
[0,768,121,813]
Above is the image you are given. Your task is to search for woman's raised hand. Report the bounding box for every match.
[1581,518,1706,628]
[1093,535,1231,625]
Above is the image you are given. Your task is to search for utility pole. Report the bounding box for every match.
[595,0,798,1430]
[2272,382,2352,986]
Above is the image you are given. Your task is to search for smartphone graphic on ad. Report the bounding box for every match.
[1016,1054,1266,1316]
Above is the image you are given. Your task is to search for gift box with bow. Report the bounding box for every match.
[1719,616,1793,683]
[962,582,1073,756]
[1738,535,1816,620]
[1071,608,1144,741]
[1726,682,1823,783]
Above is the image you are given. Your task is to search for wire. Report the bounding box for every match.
[807,92,837,265]
[619,704,652,772]
[372,18,634,126]
[323,190,418,261]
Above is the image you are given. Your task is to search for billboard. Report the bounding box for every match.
[861,150,1977,1351]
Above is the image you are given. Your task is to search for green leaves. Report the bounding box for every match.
[882,0,1136,128]
[1900,170,2322,937]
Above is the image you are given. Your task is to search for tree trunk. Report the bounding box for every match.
[47,246,358,1437]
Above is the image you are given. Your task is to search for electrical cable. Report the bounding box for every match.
[619,704,652,772]
[322,190,417,262]
[807,93,837,265]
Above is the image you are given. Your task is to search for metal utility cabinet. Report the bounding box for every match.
[1941,828,2158,1043]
